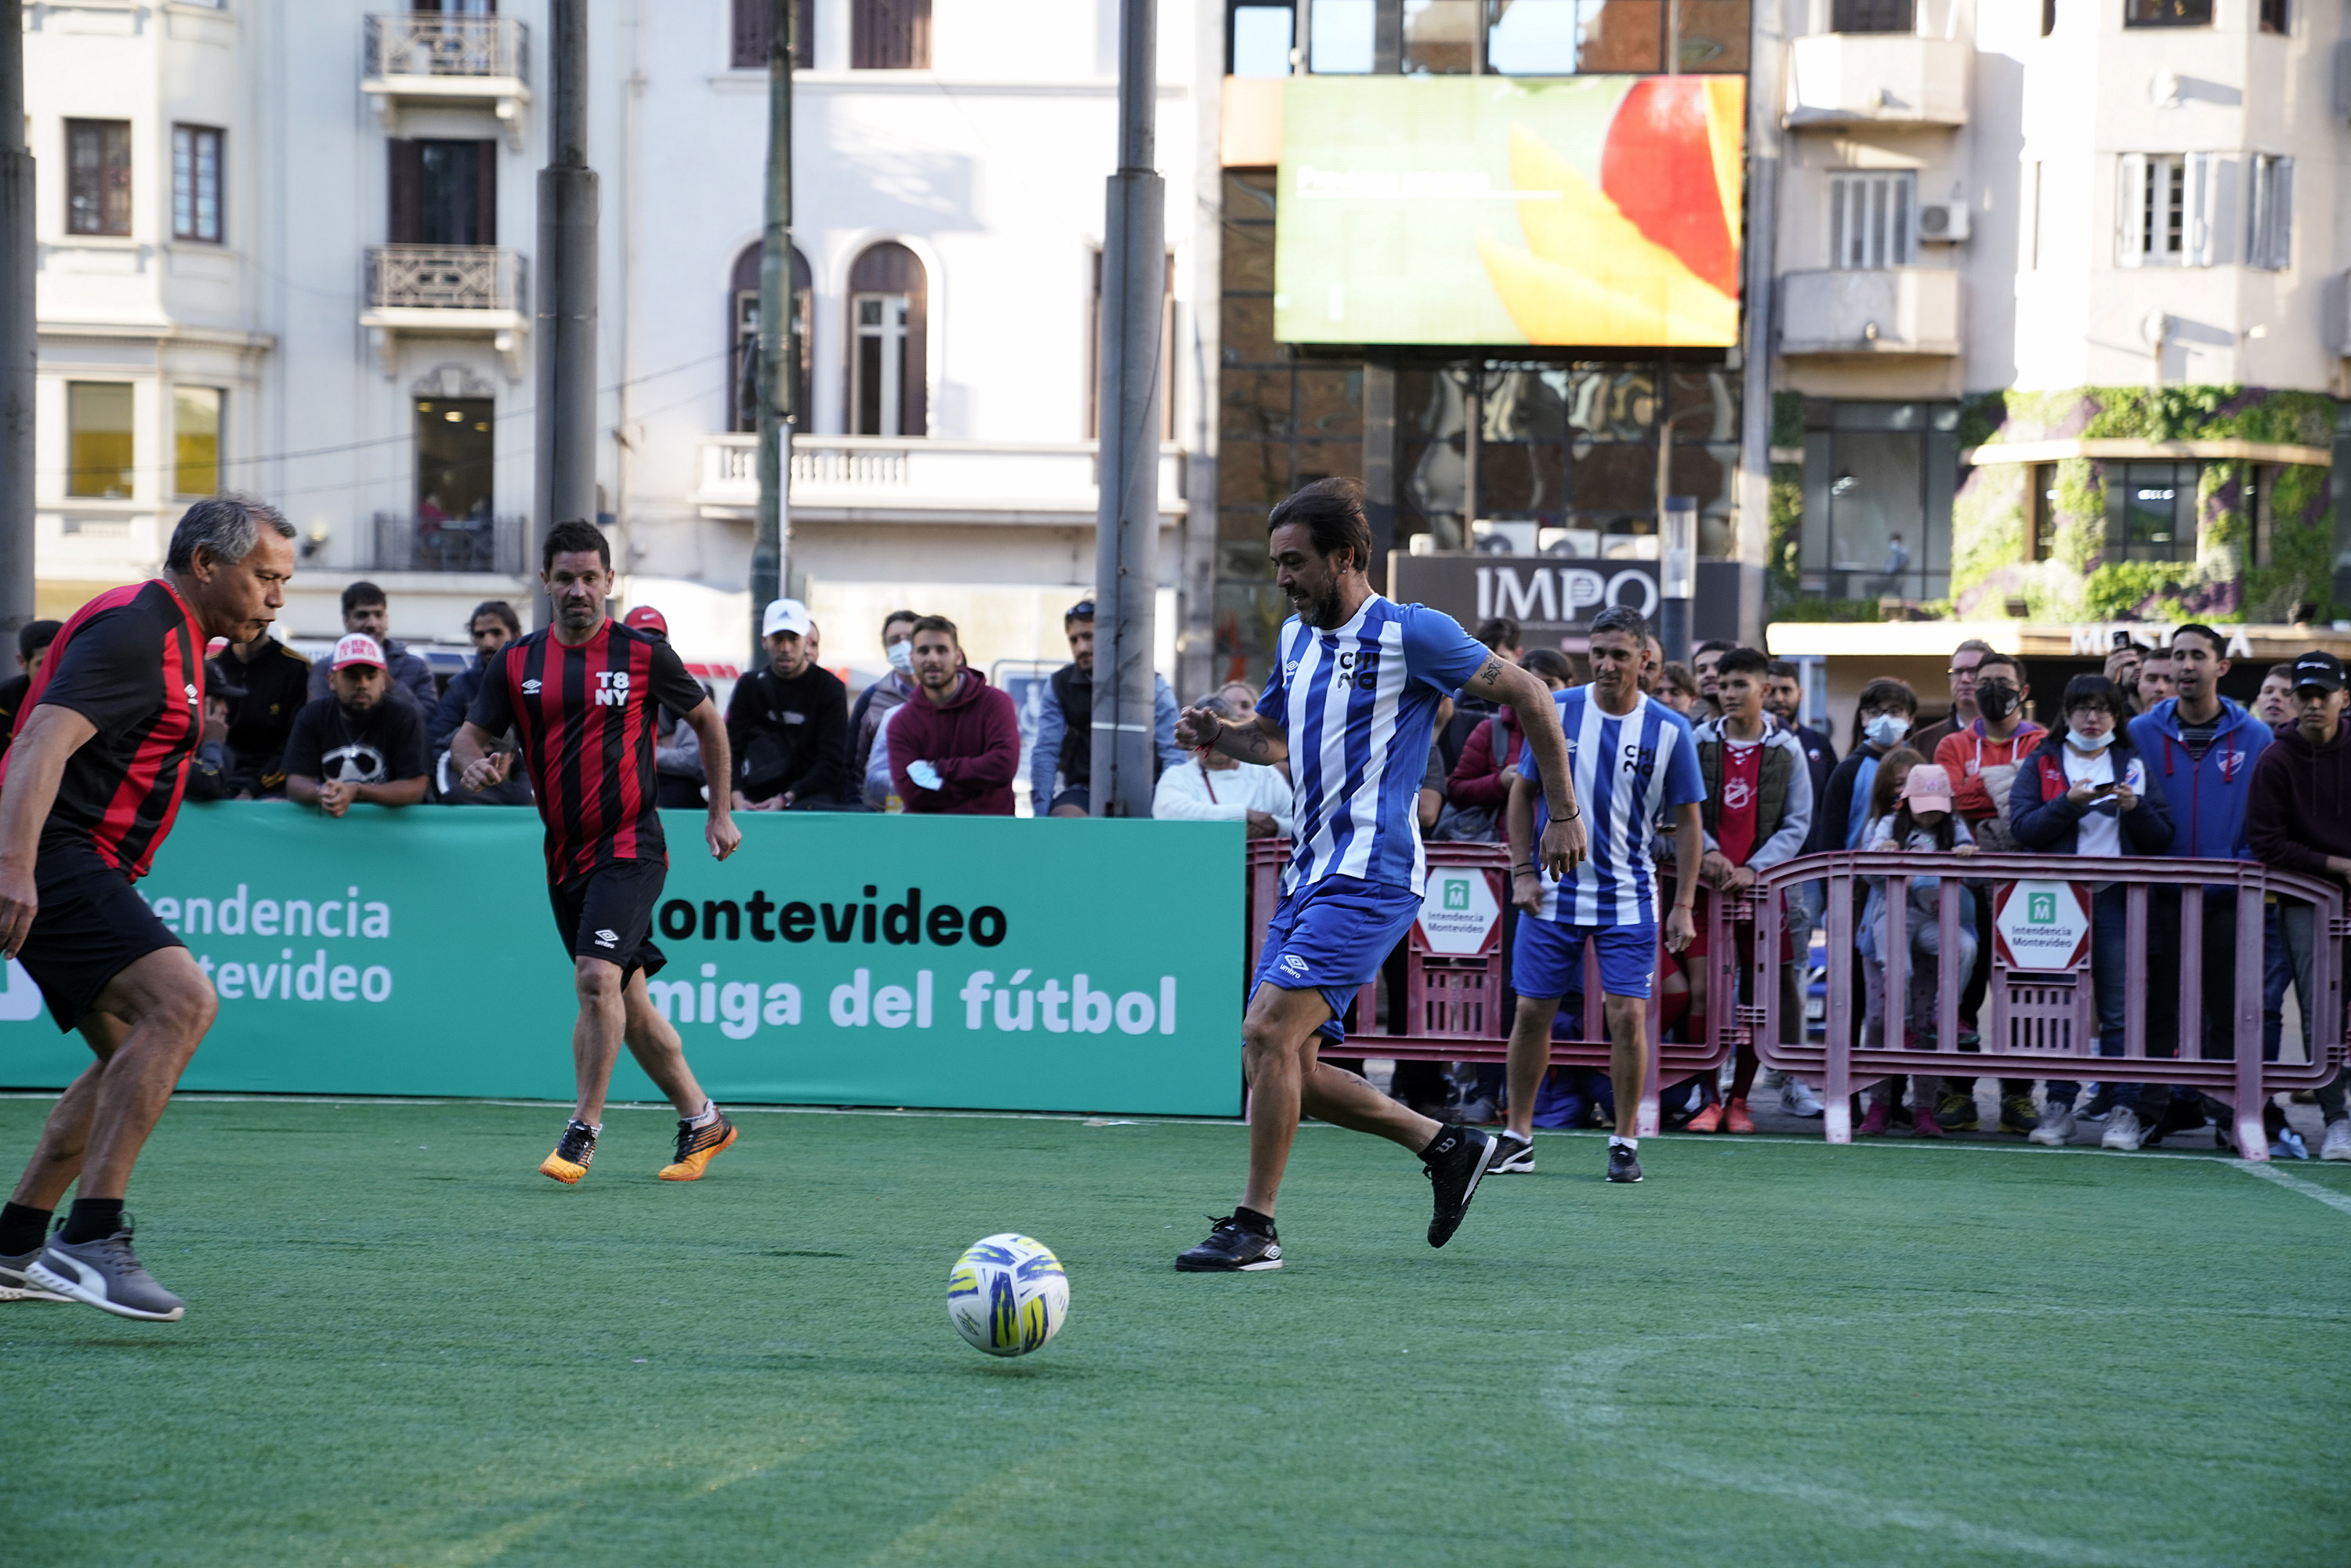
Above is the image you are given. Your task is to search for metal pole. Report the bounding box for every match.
[1089,0,1165,819]
[750,0,794,664]
[534,0,599,586]
[1733,0,1783,646]
[0,0,34,639]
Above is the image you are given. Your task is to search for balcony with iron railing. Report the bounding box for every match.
[691,435,1188,527]
[360,246,528,376]
[362,13,531,143]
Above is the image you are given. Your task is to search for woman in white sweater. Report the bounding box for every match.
[1151,693,1293,835]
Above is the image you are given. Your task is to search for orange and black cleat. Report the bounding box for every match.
[540,1120,599,1184]
[659,1111,737,1182]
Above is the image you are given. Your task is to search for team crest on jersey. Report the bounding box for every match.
[1721,775,1753,810]
[522,679,542,694]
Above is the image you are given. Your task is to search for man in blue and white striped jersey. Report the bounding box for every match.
[1169,479,1585,1273]
[1495,605,1705,1186]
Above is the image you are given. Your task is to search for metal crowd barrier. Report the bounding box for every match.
[1244,839,1737,1135]
[1741,851,2348,1161]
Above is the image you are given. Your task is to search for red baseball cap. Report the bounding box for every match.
[623,606,668,636]
[331,633,386,671]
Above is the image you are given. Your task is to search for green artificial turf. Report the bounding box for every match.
[1,1096,2346,1566]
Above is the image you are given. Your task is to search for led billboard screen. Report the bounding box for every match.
[1273,75,1745,348]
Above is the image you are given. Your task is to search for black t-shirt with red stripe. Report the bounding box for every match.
[467,619,705,882]
[0,580,205,879]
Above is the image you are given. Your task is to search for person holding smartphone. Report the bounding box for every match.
[2009,675,2175,1148]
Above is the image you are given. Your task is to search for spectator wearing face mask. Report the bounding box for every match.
[850,610,922,784]
[1150,693,1293,837]
[1929,650,2046,1137]
[1856,758,1978,1135]
[1823,679,1919,854]
[2009,675,2174,1150]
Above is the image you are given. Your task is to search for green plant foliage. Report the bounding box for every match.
[1766,464,1802,603]
[1770,391,1805,451]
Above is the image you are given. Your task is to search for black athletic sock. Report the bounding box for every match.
[0,1201,51,1256]
[1419,1123,1466,1162]
[58,1197,125,1245]
[1232,1205,1276,1237]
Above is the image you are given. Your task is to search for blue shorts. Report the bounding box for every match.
[1251,875,1425,1043]
[1512,918,1657,1002]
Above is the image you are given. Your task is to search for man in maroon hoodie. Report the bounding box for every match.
[888,615,1020,815]
[2246,649,2351,1160]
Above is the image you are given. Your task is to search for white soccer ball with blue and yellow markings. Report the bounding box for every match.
[947,1233,1069,1357]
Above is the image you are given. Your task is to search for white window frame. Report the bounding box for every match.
[2247,153,2293,271]
[850,291,910,437]
[2117,152,2213,268]
[1828,171,1915,270]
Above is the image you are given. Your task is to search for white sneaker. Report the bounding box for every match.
[2030,1103,2078,1146]
[2101,1106,2145,1153]
[2321,1121,2351,1162]
[1780,1078,1825,1118]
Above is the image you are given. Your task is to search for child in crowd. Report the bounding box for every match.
[1856,757,1978,1135]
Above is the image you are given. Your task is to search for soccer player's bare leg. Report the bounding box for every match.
[1239,982,1440,1217]
[567,957,708,1127]
[14,950,215,1205]
[1599,993,1650,1140]
[1502,995,1564,1144]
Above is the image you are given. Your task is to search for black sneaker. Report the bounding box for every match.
[1607,1143,1644,1183]
[1422,1124,1496,1248]
[1175,1215,1283,1272]
[1489,1132,1536,1175]
[539,1120,599,1184]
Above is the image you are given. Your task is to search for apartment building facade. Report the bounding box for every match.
[22,0,1207,688]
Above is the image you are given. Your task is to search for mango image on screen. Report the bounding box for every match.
[1480,76,1744,347]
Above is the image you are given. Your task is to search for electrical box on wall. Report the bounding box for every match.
[1918,202,1970,243]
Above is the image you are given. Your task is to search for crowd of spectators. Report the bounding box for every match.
[162,576,2348,1156]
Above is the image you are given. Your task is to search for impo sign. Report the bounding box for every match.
[1389,556,1660,635]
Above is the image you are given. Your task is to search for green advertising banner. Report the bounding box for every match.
[0,806,1245,1117]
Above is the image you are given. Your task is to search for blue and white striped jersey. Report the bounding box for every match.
[1259,595,1491,896]
[1516,687,1705,928]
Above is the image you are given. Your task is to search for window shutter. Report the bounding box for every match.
[388,139,422,244]
[476,139,498,247]
[2270,156,2294,270]
[2116,153,2146,267]
[2186,151,2215,266]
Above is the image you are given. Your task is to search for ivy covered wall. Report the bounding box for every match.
[1947,386,2335,623]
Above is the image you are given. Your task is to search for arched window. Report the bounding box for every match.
[847,241,926,436]
[730,242,811,434]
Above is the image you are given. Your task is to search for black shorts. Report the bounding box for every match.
[19,842,183,1033]
[549,858,668,981]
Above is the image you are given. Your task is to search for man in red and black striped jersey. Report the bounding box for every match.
[0,497,296,1322]
[451,519,745,1185]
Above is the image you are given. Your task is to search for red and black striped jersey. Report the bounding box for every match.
[0,580,205,880]
[468,619,706,882]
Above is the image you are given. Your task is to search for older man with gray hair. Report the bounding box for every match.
[0,496,296,1323]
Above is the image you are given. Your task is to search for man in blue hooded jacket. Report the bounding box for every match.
[2123,624,2273,1150]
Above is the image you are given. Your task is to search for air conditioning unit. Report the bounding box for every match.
[1918,201,1970,243]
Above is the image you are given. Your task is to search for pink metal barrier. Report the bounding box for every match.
[1740,851,2348,1161]
[1244,839,1738,1134]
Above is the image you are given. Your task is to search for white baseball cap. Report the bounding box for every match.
[763,598,813,639]
[331,632,386,671]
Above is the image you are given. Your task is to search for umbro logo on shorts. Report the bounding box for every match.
[1279,954,1309,979]
[522,679,543,694]
[594,929,618,947]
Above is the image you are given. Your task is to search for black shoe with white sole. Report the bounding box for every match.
[1488,1132,1536,1175]
[27,1220,184,1321]
[1607,1143,1644,1183]
[1175,1215,1283,1272]
[1423,1124,1496,1248]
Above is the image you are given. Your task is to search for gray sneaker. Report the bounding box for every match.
[2030,1103,2078,1147]
[0,1248,72,1304]
[2322,1120,2351,1163]
[27,1222,185,1322]
[2100,1106,2145,1153]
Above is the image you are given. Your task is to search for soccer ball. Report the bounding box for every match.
[947,1233,1069,1356]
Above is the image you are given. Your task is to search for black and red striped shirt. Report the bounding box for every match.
[0,580,205,880]
[467,619,705,882]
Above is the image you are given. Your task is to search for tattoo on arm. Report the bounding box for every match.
[1474,655,1504,689]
